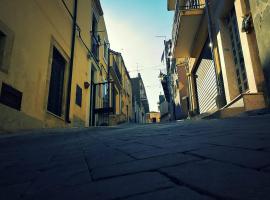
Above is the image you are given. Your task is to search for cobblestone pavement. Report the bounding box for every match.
[1,115,270,200]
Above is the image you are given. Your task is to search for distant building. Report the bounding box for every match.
[159,39,182,120]
[108,50,133,125]
[146,112,160,123]
[131,73,149,124]
[158,94,170,122]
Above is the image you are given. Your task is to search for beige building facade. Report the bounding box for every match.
[0,0,114,131]
[108,50,133,125]
[249,0,270,105]
[146,112,161,123]
[168,0,269,118]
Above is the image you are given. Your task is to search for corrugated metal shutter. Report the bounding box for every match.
[195,58,218,113]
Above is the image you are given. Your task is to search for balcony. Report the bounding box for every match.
[172,0,205,58]
[168,0,176,11]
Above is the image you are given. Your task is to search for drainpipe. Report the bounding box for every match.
[66,0,78,123]
[107,48,111,126]
[184,59,192,118]
[205,0,226,108]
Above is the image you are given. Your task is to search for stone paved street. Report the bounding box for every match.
[1,115,270,200]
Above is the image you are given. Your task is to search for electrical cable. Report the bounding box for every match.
[61,0,100,70]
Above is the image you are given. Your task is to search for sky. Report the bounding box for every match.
[100,0,174,112]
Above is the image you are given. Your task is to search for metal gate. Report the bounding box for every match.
[90,81,114,126]
[195,39,218,114]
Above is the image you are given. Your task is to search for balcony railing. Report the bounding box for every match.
[182,0,205,10]
[91,34,99,61]
[172,0,205,48]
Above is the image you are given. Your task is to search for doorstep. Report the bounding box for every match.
[200,92,268,119]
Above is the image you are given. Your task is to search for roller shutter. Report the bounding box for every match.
[195,39,218,114]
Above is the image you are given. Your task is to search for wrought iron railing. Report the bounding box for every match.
[182,0,205,10]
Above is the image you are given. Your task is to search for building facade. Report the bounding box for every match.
[89,3,111,127]
[0,0,94,131]
[159,39,183,120]
[249,0,270,105]
[108,50,133,125]
[0,0,133,131]
[158,94,170,121]
[131,73,149,124]
[167,0,269,118]
[146,112,161,123]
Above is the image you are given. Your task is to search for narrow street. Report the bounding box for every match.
[1,116,270,200]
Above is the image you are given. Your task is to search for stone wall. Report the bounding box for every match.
[250,0,270,103]
[0,104,43,133]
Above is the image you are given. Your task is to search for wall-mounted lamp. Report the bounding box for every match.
[84,82,90,89]
[242,14,253,34]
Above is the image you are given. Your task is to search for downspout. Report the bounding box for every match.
[66,0,78,123]
[107,48,111,126]
[184,59,192,118]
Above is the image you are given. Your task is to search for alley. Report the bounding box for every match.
[1,115,270,200]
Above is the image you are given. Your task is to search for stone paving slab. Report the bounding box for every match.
[206,135,270,150]
[0,182,31,200]
[123,187,214,200]
[84,149,135,169]
[92,153,200,180]
[114,142,160,154]
[23,172,174,200]
[262,166,270,172]
[189,146,270,168]
[130,143,211,159]
[1,115,270,200]
[160,159,270,200]
[23,159,91,197]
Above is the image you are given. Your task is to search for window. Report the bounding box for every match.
[226,7,249,93]
[47,47,66,117]
[91,15,99,61]
[0,83,22,110]
[76,85,82,107]
[0,31,6,67]
[0,20,14,73]
[103,83,109,108]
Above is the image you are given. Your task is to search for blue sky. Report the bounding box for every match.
[100,0,174,111]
